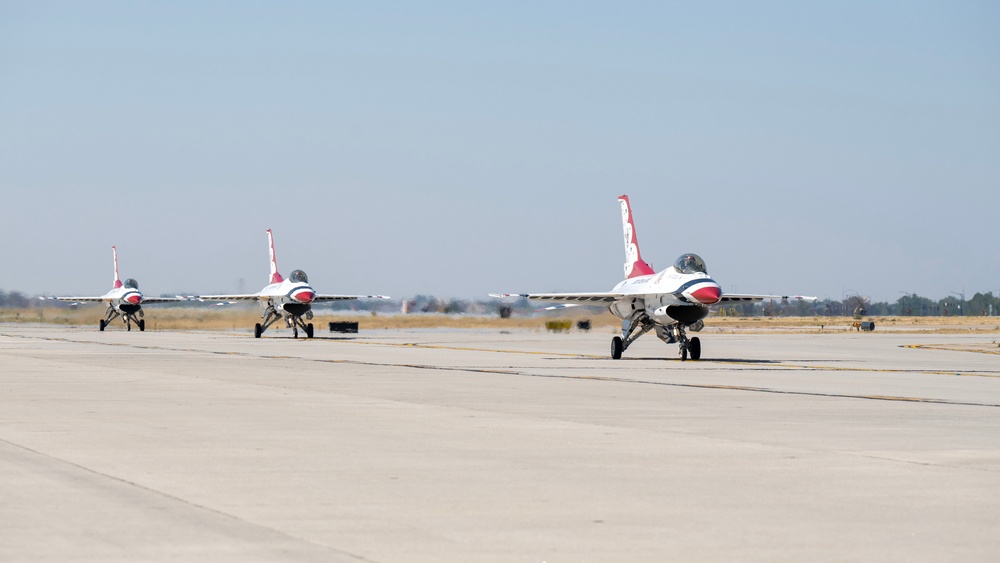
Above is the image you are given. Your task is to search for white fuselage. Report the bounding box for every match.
[608,268,722,325]
[255,280,316,314]
[102,286,144,312]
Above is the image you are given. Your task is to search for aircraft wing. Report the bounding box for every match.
[313,294,390,302]
[197,294,262,302]
[140,296,186,304]
[54,296,107,302]
[490,292,624,305]
[720,293,817,303]
[198,294,390,302]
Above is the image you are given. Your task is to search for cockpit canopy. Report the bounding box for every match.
[123,278,139,289]
[673,254,707,275]
[289,269,309,283]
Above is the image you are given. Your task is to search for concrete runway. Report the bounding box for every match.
[2,324,999,562]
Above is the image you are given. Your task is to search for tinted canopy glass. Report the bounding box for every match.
[123,278,139,289]
[289,269,309,283]
[673,254,707,274]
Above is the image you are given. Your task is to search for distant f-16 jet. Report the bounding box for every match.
[199,229,388,338]
[493,195,816,360]
[54,246,182,331]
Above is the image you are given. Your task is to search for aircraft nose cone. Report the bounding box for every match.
[126,294,142,305]
[690,285,721,305]
[293,290,314,303]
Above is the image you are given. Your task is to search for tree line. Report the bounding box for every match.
[720,292,1000,317]
[0,290,32,308]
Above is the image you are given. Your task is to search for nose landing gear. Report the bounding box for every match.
[679,336,701,361]
[674,324,701,361]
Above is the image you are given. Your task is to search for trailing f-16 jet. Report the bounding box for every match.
[54,246,182,331]
[492,195,815,360]
[198,229,388,339]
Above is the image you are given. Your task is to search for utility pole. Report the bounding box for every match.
[950,289,965,317]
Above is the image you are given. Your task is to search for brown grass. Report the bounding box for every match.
[3,307,999,334]
[0,306,617,332]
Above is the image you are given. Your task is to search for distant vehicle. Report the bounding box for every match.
[493,195,816,360]
[198,229,388,339]
[55,246,182,331]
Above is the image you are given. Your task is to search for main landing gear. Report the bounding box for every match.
[610,315,654,360]
[99,305,145,332]
[611,336,624,360]
[610,317,702,361]
[254,306,314,339]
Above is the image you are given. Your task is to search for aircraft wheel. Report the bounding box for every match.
[611,336,623,360]
[254,323,263,338]
[99,319,105,332]
[306,323,314,339]
[293,327,298,339]
[138,319,145,332]
[680,344,688,361]
[689,337,701,361]
[127,322,131,332]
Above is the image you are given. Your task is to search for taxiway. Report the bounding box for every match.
[2,325,999,561]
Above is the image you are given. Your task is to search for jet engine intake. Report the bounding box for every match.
[652,305,709,325]
[281,302,311,316]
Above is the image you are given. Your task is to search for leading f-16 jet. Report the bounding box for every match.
[55,246,182,331]
[198,229,388,339]
[493,195,816,361]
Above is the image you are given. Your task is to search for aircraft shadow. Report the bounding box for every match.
[572,356,781,365]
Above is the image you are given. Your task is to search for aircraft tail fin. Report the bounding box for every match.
[266,229,283,284]
[618,195,655,279]
[112,246,123,288]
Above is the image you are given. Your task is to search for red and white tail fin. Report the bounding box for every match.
[112,245,123,289]
[266,229,283,284]
[618,195,655,279]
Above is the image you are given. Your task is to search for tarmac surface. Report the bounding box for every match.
[2,323,999,562]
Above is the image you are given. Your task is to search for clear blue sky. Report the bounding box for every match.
[2,1,998,302]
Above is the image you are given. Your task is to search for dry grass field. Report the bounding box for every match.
[707,314,1000,334]
[3,306,999,336]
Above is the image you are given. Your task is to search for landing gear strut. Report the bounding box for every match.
[610,315,654,359]
[610,317,705,361]
[98,305,145,333]
[289,317,314,339]
[672,324,702,361]
[256,307,281,338]
[254,305,315,339]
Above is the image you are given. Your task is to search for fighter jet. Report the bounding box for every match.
[493,195,816,360]
[55,246,182,331]
[198,229,388,338]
